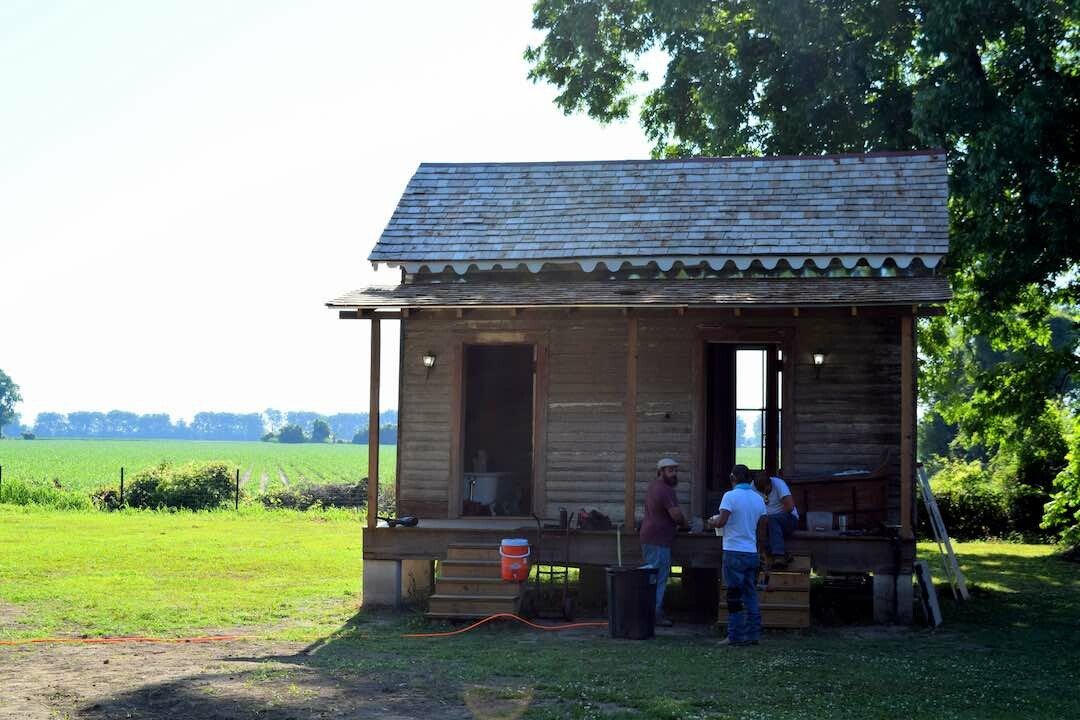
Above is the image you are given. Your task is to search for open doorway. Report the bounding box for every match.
[461,344,534,516]
[704,343,782,514]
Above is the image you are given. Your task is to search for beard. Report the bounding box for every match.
[664,475,679,488]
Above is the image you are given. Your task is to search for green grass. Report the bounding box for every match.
[314,541,1080,719]
[0,439,396,497]
[0,506,362,640]
[2,507,1077,717]
[734,446,764,469]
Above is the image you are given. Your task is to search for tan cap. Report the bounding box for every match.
[656,457,679,470]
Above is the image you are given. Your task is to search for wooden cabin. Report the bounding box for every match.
[329,151,950,624]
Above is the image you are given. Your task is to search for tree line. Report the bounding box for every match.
[0,406,398,443]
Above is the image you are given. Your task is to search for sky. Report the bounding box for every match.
[0,1,656,424]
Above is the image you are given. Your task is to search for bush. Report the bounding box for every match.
[1045,411,1080,548]
[260,477,394,514]
[921,457,1010,539]
[126,461,235,511]
[90,486,123,511]
[20,431,35,440]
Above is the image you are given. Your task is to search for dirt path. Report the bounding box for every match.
[277,467,290,488]
[258,472,269,493]
[0,639,497,720]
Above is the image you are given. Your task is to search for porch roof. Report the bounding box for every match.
[327,276,951,309]
[369,151,949,274]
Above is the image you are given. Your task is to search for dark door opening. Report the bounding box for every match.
[462,344,534,516]
[704,343,782,516]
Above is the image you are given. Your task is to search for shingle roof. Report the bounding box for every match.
[327,277,951,309]
[369,151,949,273]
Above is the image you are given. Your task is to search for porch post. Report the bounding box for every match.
[900,312,913,538]
[625,313,638,524]
[368,318,381,529]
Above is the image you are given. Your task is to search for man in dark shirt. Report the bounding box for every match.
[639,457,689,626]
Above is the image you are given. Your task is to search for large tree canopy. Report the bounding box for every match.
[527,0,1078,309]
[528,0,921,156]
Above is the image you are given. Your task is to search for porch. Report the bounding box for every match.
[362,520,915,623]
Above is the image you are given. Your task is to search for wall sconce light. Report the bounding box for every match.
[422,352,437,369]
[812,350,825,379]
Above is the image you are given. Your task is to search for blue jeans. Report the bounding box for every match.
[723,550,761,643]
[640,544,671,615]
[767,512,798,555]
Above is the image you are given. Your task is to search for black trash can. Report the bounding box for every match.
[606,566,657,640]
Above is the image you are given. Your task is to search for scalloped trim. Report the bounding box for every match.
[372,254,943,275]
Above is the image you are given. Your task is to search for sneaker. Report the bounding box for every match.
[655,614,673,627]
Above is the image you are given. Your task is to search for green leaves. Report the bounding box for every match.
[0,368,21,431]
[528,0,921,156]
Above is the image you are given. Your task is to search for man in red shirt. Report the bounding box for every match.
[639,457,689,626]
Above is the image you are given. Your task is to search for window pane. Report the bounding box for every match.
[777,350,783,410]
[735,410,764,469]
[735,349,765,408]
[776,411,782,471]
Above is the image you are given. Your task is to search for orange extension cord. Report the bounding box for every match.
[402,613,608,638]
[0,635,247,647]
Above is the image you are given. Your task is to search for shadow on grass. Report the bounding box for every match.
[75,612,574,720]
[77,547,1080,720]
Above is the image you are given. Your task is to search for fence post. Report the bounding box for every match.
[235,468,240,510]
[120,467,124,505]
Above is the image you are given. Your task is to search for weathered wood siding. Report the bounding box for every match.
[398,309,629,520]
[397,309,904,523]
[545,313,626,519]
[635,316,695,513]
[397,313,456,518]
[792,315,903,522]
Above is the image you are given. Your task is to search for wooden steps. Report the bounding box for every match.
[426,543,526,620]
[718,554,811,629]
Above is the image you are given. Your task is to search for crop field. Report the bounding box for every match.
[0,439,396,495]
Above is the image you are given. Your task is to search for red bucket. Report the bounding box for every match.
[499,538,531,582]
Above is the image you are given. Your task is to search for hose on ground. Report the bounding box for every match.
[402,612,607,638]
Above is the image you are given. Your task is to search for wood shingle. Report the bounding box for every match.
[369,152,949,273]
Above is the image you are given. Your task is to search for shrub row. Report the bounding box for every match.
[261,477,394,514]
[0,477,92,510]
[93,461,235,511]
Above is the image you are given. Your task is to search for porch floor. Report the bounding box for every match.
[364,524,913,575]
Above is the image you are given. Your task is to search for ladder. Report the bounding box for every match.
[916,465,969,600]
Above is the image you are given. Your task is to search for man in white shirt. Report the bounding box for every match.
[753,473,800,569]
[708,464,768,646]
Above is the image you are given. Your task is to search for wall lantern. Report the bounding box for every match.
[812,350,826,379]
[422,352,437,369]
